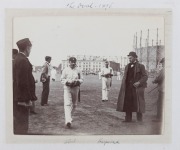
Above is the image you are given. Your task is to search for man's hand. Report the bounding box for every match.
[66,81,72,86]
[133,82,140,88]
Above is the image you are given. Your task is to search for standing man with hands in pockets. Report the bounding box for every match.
[117,52,148,122]
[61,57,83,129]
[40,56,52,106]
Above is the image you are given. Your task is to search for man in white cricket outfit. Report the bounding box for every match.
[61,57,83,128]
[100,61,114,102]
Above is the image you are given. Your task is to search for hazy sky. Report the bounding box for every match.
[13,16,164,66]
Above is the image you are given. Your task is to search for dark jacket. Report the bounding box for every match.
[13,53,37,103]
[116,62,148,113]
[153,68,165,93]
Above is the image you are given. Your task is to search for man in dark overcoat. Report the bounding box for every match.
[13,38,37,134]
[152,58,165,122]
[12,49,18,132]
[116,52,148,122]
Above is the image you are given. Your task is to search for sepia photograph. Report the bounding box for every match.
[5,9,171,143]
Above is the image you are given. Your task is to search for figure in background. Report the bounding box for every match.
[152,58,165,122]
[100,61,114,102]
[40,56,52,106]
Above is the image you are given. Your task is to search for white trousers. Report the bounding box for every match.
[102,77,111,101]
[117,75,121,80]
[64,86,79,124]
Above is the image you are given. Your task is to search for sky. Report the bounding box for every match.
[13,16,164,66]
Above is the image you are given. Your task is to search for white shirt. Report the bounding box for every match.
[42,61,52,76]
[61,66,83,86]
[51,69,56,79]
[101,67,114,76]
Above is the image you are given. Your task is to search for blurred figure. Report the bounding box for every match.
[117,52,148,122]
[98,71,102,80]
[61,57,83,129]
[117,71,121,80]
[13,38,37,134]
[152,58,165,122]
[100,61,113,102]
[51,67,56,81]
[40,56,52,106]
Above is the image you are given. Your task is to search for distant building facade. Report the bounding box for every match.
[61,55,121,74]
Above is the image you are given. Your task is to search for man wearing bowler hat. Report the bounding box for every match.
[13,38,37,134]
[61,57,83,128]
[117,51,148,122]
[40,56,52,106]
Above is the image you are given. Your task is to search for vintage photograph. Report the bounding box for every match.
[6,9,171,143]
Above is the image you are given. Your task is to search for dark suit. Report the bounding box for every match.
[153,68,165,121]
[117,62,148,121]
[13,53,37,134]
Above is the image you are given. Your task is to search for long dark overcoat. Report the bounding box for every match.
[116,62,148,113]
[13,53,37,103]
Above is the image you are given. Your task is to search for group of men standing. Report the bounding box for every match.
[12,38,165,134]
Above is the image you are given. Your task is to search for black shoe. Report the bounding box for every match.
[43,104,49,106]
[66,122,71,129]
[30,111,37,115]
[137,118,143,122]
[102,100,105,102]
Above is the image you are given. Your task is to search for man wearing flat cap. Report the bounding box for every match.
[61,57,83,128]
[152,58,165,122]
[100,61,114,102]
[40,56,52,106]
[13,38,37,134]
[117,51,148,122]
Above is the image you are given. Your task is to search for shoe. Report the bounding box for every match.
[122,116,132,122]
[66,122,71,129]
[102,100,105,102]
[137,118,143,122]
[43,104,49,106]
[30,111,37,115]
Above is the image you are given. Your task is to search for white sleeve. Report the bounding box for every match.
[60,69,67,84]
[78,69,84,84]
[110,68,114,75]
[100,68,104,76]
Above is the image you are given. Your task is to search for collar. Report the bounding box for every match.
[45,61,50,65]
[19,52,26,57]
[68,66,76,70]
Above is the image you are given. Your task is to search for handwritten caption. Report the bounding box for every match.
[66,2,113,10]
[64,138,76,144]
[98,138,120,145]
